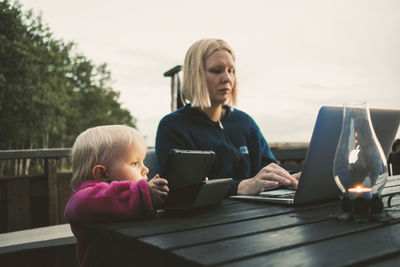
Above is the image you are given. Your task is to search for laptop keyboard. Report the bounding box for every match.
[260,189,296,198]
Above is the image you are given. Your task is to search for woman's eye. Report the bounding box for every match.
[210,68,222,74]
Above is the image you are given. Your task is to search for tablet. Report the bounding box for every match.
[164,149,215,191]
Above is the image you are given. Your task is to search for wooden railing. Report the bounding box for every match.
[271,146,308,172]
[0,149,72,233]
[1,144,399,233]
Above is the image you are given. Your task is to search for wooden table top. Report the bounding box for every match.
[91,175,400,267]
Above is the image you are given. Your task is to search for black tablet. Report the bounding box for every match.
[164,149,215,191]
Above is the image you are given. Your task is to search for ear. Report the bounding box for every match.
[92,165,107,180]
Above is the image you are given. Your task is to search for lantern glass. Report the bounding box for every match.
[333,101,388,196]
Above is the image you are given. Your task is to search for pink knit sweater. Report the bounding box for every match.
[64,179,154,266]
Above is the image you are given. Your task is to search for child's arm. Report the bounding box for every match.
[64,179,154,223]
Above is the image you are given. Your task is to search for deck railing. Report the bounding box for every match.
[0,149,72,233]
[1,143,399,233]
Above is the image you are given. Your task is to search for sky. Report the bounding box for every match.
[18,0,400,146]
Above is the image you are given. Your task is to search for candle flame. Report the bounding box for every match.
[348,186,372,193]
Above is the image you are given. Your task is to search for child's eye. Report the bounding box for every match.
[132,161,139,166]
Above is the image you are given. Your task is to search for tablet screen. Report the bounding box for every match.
[164,149,215,191]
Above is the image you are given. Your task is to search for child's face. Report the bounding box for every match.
[107,142,149,182]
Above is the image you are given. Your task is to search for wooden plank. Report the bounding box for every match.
[95,201,337,267]
[385,174,400,185]
[0,174,44,181]
[0,224,75,254]
[57,172,73,224]
[1,245,78,267]
[0,180,6,233]
[101,200,275,231]
[271,147,308,161]
[108,201,333,238]
[0,148,71,160]
[47,159,59,225]
[219,222,400,267]
[365,254,400,267]
[7,178,30,231]
[167,219,388,266]
[0,224,77,267]
[30,178,49,228]
[382,186,400,197]
[140,205,341,250]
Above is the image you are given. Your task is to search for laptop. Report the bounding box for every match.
[230,106,400,205]
[162,149,232,211]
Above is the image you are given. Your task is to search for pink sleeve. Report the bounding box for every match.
[64,179,155,223]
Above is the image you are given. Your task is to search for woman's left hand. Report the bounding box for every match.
[237,163,300,195]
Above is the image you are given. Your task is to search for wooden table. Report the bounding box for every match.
[91,175,400,266]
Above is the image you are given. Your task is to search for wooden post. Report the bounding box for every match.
[164,65,182,111]
[7,178,30,231]
[47,159,59,225]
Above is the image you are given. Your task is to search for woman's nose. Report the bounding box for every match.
[221,70,233,84]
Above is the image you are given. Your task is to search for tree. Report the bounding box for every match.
[0,0,136,174]
[0,0,136,151]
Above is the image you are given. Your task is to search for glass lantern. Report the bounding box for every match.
[333,101,389,222]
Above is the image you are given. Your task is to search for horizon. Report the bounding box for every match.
[18,0,400,146]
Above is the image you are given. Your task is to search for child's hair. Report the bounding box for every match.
[70,125,145,190]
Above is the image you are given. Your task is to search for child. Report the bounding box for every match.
[64,125,169,267]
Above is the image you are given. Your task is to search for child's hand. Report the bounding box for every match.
[148,174,169,208]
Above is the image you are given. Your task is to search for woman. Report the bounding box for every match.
[156,39,299,195]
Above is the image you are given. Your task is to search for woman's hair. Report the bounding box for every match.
[181,39,237,110]
[70,125,145,190]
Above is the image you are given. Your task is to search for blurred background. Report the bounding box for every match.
[2,0,400,149]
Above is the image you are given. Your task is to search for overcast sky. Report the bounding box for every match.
[19,0,400,145]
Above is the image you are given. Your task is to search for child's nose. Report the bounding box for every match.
[141,166,149,176]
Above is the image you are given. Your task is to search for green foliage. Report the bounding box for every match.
[0,0,136,150]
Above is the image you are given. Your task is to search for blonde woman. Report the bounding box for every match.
[156,39,299,196]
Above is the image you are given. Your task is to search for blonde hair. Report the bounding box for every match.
[70,125,145,190]
[181,39,237,110]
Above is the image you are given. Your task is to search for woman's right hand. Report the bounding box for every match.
[148,175,169,208]
[237,163,298,195]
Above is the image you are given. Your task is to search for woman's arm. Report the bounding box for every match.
[237,118,298,195]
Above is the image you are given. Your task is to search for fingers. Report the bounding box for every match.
[260,180,280,191]
[258,163,298,189]
[267,163,296,181]
[292,172,301,180]
[151,177,168,186]
[149,178,169,193]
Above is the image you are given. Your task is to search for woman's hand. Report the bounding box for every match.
[237,163,300,195]
[148,174,169,208]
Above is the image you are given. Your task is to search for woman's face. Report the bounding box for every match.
[204,49,235,107]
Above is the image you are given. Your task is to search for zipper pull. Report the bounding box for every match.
[218,120,224,130]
